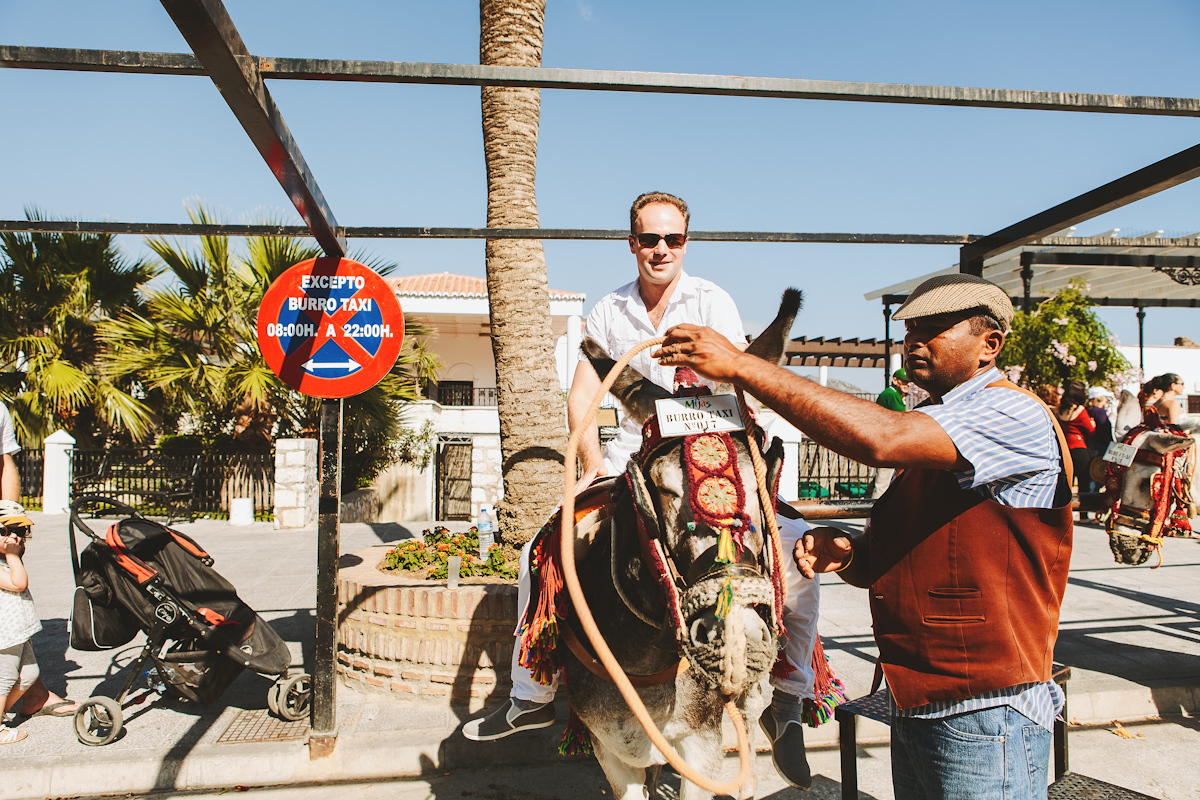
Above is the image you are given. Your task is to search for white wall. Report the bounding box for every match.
[429,332,497,386]
[1117,344,1200,406]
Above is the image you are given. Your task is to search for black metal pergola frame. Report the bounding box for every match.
[5,0,1200,751]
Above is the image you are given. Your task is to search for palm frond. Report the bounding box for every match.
[36,359,93,408]
[93,381,157,441]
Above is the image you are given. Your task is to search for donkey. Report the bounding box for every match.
[565,289,802,800]
[1106,418,1199,565]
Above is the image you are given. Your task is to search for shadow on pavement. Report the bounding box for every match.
[1058,574,1200,717]
[28,616,81,701]
[359,522,421,545]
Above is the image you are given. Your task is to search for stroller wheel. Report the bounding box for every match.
[74,697,124,746]
[267,679,283,715]
[277,673,311,722]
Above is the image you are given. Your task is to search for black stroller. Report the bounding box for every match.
[68,496,309,745]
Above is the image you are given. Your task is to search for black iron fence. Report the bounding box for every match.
[70,448,274,520]
[795,440,878,501]
[14,449,43,511]
[425,382,500,407]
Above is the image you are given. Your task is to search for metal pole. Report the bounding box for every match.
[311,397,343,755]
[1020,252,1034,313]
[959,245,985,277]
[1136,305,1147,376]
[882,302,892,389]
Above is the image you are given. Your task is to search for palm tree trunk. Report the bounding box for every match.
[480,0,566,548]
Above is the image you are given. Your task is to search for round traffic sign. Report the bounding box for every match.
[257,257,405,398]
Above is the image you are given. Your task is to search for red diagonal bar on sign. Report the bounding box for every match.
[280,280,377,376]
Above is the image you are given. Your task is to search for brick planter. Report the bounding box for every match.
[337,544,519,712]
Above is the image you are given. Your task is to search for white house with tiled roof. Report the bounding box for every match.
[374,273,585,522]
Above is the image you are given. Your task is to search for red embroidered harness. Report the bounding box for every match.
[1104,423,1196,566]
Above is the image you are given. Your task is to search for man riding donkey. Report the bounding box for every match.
[658,273,1075,800]
[463,192,836,790]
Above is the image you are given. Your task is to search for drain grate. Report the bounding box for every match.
[216,708,309,744]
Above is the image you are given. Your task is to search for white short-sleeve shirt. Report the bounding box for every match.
[580,271,745,472]
[0,405,19,456]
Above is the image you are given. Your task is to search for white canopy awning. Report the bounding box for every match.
[866,228,1200,305]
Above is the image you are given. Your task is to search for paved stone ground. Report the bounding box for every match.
[97,719,1200,800]
[6,510,1200,799]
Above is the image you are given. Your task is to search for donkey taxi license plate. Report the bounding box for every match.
[656,394,745,437]
[1103,441,1137,467]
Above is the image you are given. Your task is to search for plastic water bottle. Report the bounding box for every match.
[477,506,495,561]
[447,555,461,589]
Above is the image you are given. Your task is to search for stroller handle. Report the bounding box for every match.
[69,494,145,543]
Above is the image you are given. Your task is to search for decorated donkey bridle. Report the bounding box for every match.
[619,386,789,689]
[1104,423,1196,567]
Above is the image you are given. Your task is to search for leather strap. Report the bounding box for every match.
[562,623,688,687]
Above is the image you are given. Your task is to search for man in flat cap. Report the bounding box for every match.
[655,273,1073,800]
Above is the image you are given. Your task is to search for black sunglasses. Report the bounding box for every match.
[634,232,687,249]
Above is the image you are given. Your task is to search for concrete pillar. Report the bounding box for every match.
[566,314,582,389]
[42,429,75,515]
[779,441,800,502]
[818,365,829,387]
[274,438,318,529]
[890,352,903,375]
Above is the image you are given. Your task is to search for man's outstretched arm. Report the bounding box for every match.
[654,324,965,471]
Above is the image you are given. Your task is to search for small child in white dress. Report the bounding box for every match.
[0,504,41,745]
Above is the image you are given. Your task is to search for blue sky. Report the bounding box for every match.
[3,1,1199,390]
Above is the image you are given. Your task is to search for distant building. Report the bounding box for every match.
[1117,341,1199,412]
[373,273,585,522]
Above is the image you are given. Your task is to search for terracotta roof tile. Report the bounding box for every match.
[387,272,584,299]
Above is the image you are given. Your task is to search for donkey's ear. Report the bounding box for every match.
[581,337,617,380]
[1113,389,1141,437]
[715,288,802,394]
[745,288,803,365]
[763,435,785,499]
[581,337,671,425]
[626,459,661,539]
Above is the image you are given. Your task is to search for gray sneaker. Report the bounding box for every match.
[461,699,556,741]
[760,703,813,790]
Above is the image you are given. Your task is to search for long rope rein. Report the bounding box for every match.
[735,386,787,605]
[561,337,753,796]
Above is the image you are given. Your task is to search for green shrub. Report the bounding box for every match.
[157,433,205,452]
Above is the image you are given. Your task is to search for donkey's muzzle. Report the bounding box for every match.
[688,609,722,648]
[679,575,778,692]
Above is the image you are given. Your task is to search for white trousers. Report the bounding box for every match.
[509,515,820,703]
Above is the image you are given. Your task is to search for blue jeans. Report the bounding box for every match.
[890,705,1052,800]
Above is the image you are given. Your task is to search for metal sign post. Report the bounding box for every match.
[310,397,342,756]
[256,256,404,758]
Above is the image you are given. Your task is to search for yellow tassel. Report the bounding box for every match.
[716,528,737,563]
[716,579,733,619]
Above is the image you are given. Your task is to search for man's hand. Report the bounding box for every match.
[573,466,607,496]
[652,324,744,382]
[794,527,853,579]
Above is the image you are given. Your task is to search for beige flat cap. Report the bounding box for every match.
[891,273,1014,332]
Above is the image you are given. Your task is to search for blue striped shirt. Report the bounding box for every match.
[886,367,1066,730]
